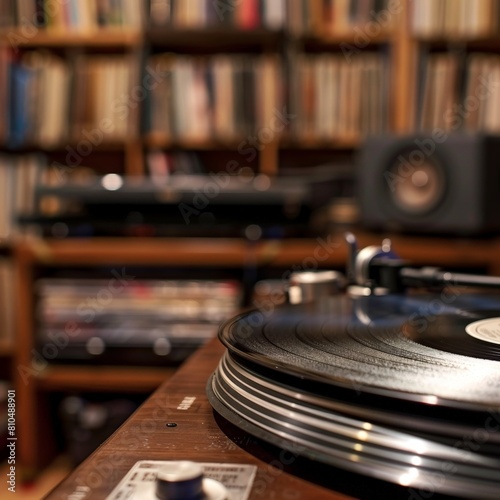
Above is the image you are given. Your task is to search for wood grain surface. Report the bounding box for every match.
[45,338,353,500]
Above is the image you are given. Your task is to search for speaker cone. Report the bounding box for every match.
[386,154,445,215]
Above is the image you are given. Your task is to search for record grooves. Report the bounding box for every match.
[207,294,500,498]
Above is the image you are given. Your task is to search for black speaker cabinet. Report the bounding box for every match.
[357,133,500,235]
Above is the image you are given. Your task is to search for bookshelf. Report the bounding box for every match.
[4,0,500,478]
[408,1,500,134]
[0,1,403,178]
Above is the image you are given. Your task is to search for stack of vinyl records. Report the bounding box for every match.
[208,293,500,498]
[37,278,242,366]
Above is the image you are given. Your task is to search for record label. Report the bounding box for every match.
[466,318,500,345]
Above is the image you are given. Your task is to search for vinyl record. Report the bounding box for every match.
[207,293,500,498]
[217,294,500,409]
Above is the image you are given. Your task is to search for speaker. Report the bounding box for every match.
[357,133,500,235]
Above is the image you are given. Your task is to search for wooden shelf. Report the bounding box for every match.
[17,236,347,268]
[36,365,173,392]
[146,27,389,51]
[144,134,362,152]
[0,30,142,47]
[255,234,497,268]
[354,233,496,267]
[14,234,497,269]
[144,134,246,150]
[16,237,257,266]
[415,34,500,43]
[416,35,500,52]
[279,135,361,149]
[299,30,393,46]
[146,27,285,51]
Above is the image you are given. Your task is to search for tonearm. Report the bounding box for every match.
[345,232,500,294]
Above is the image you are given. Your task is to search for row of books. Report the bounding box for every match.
[0,0,144,30]
[6,1,500,38]
[289,53,389,140]
[0,154,43,238]
[148,0,395,34]
[2,50,393,148]
[417,53,500,133]
[150,0,286,30]
[290,0,396,35]
[145,53,282,141]
[4,47,390,146]
[418,53,458,132]
[0,47,138,147]
[411,0,500,38]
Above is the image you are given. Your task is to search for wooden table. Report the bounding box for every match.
[45,338,353,499]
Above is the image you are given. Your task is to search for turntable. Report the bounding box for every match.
[207,234,500,499]
[47,234,500,499]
